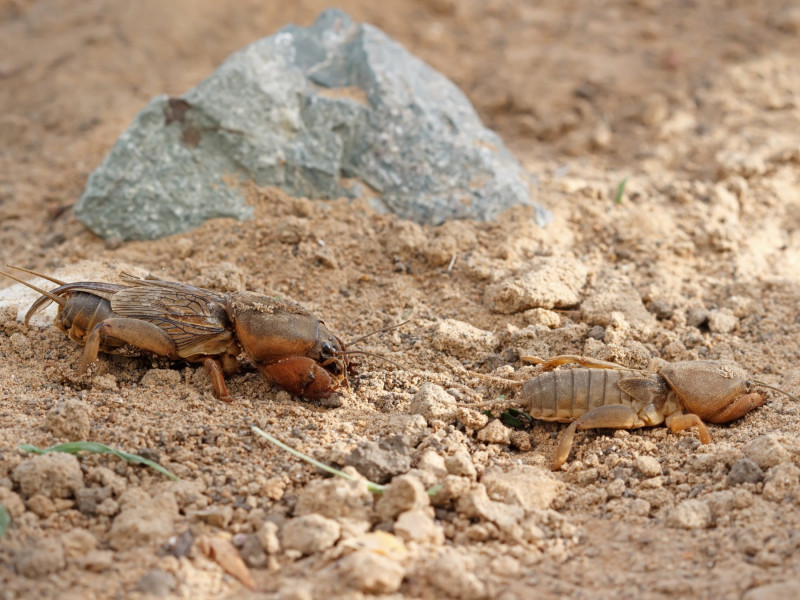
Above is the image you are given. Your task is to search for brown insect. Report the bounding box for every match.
[0,266,357,402]
[472,354,798,469]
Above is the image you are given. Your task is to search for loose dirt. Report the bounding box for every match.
[2,1,800,599]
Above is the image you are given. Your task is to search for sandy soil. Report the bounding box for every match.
[3,1,800,598]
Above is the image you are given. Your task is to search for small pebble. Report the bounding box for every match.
[728,458,764,485]
[61,528,97,558]
[509,430,532,451]
[338,550,405,594]
[192,505,233,528]
[76,550,113,572]
[416,450,447,478]
[636,456,662,478]
[432,318,498,358]
[408,383,457,423]
[477,419,511,444]
[45,399,91,441]
[294,476,373,521]
[394,509,445,544]
[647,300,673,320]
[15,537,66,578]
[445,450,477,479]
[762,463,800,503]
[108,493,179,551]
[456,407,489,431]
[26,493,56,518]
[666,499,711,529]
[375,474,429,521]
[137,569,177,597]
[686,308,709,328]
[257,522,281,555]
[708,309,738,334]
[606,478,626,498]
[744,434,789,470]
[238,534,268,568]
[9,332,33,358]
[281,514,340,556]
[587,325,606,340]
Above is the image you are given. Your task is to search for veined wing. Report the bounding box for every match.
[110,274,232,354]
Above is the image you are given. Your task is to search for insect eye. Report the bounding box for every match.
[321,341,335,358]
[745,379,752,390]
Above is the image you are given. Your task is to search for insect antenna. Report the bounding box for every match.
[339,349,405,370]
[5,265,67,286]
[346,320,411,346]
[751,379,800,402]
[0,270,67,307]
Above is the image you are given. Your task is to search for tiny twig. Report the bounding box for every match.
[251,426,385,494]
[0,504,9,539]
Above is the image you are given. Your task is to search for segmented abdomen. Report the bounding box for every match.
[57,292,117,345]
[521,368,643,423]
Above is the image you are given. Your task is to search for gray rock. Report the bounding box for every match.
[728,458,764,485]
[137,569,177,597]
[343,435,412,484]
[75,9,549,241]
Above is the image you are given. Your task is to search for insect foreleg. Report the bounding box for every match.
[664,413,711,444]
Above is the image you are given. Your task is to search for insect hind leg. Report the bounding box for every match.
[524,355,646,373]
[79,318,177,373]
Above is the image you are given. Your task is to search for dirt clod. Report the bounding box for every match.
[476,419,511,444]
[394,509,445,544]
[15,537,66,578]
[481,465,563,511]
[108,493,179,550]
[13,453,84,499]
[409,383,458,423]
[136,569,177,597]
[281,514,341,556]
[337,550,405,594]
[666,499,712,530]
[744,434,790,470]
[375,474,430,521]
[45,399,91,440]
